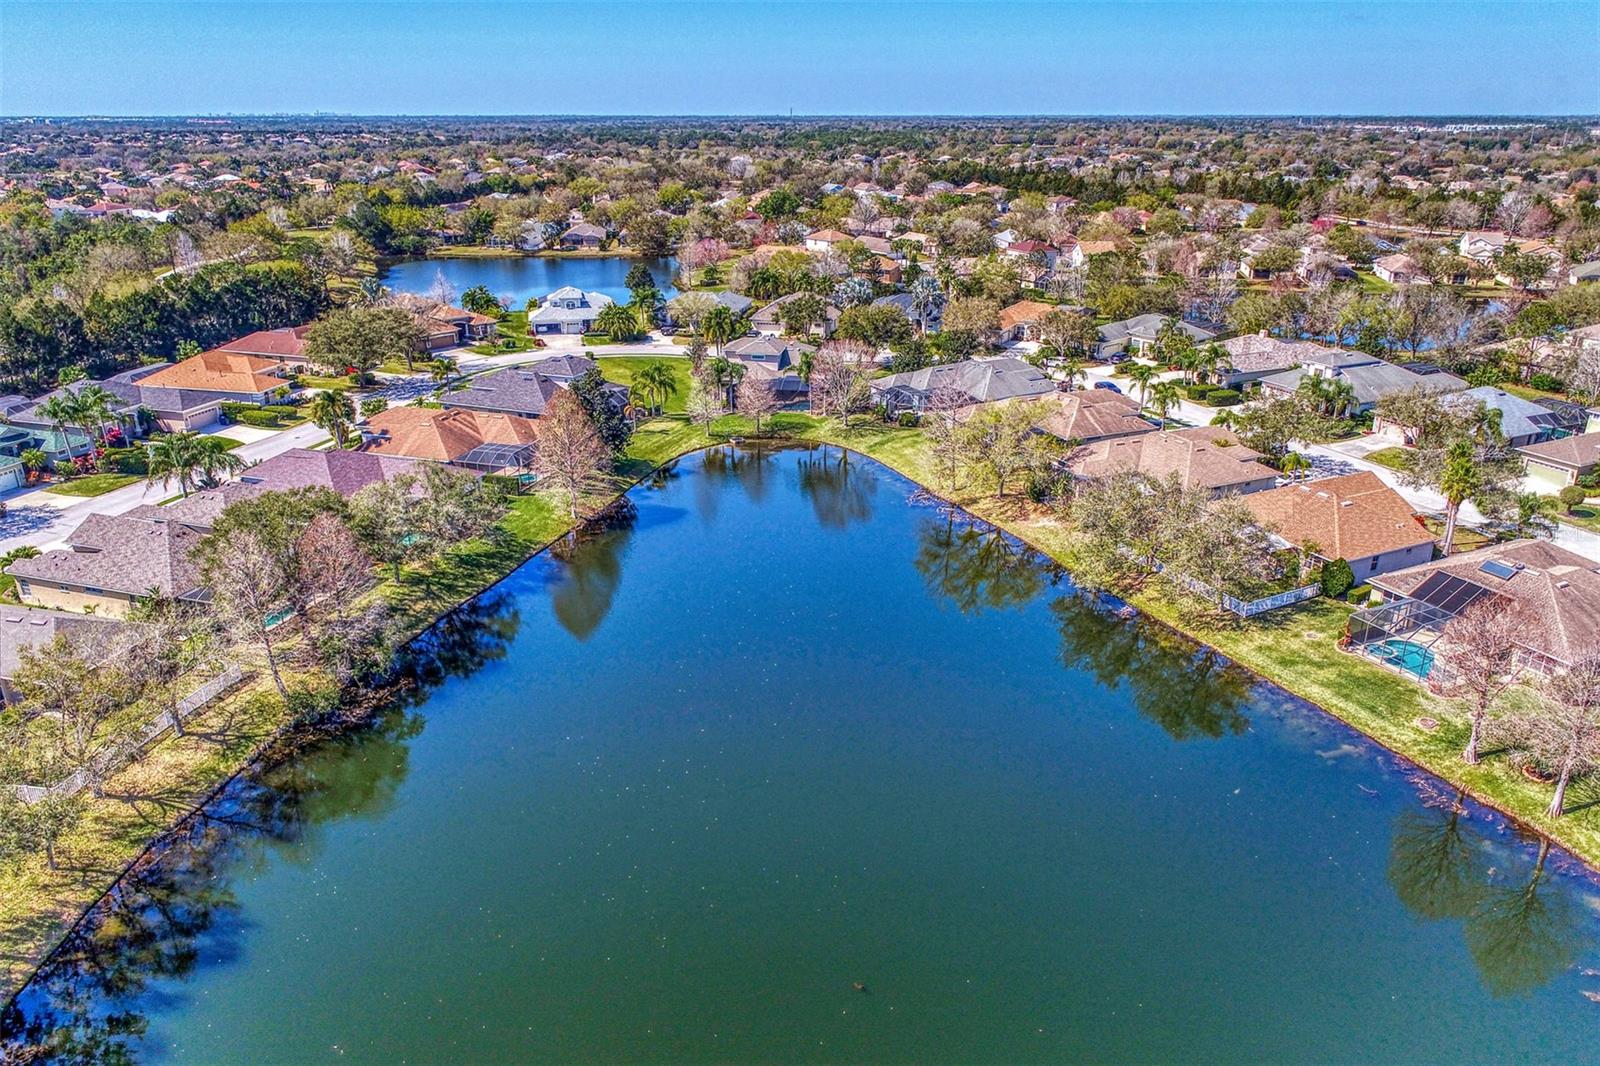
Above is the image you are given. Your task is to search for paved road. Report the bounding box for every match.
[456,335,689,374]
[0,421,331,554]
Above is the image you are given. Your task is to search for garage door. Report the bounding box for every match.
[1525,460,1572,492]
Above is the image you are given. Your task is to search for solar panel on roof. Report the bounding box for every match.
[1479,559,1518,580]
[1411,572,1492,615]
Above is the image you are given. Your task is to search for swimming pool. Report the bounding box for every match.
[1370,638,1435,679]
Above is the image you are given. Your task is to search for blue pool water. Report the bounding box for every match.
[1374,639,1435,679]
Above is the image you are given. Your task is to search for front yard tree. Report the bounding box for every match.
[304,305,423,378]
[460,284,501,316]
[308,388,356,447]
[535,390,613,520]
[145,431,245,498]
[1439,600,1526,764]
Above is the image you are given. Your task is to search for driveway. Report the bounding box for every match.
[0,421,331,554]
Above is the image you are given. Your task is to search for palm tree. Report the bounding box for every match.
[429,355,459,385]
[75,385,118,443]
[145,433,204,497]
[1194,343,1226,385]
[1280,450,1312,482]
[1149,380,1183,428]
[595,302,638,342]
[701,305,740,357]
[36,394,84,458]
[1209,409,1239,429]
[628,286,663,335]
[633,360,678,416]
[193,435,246,487]
[1512,492,1559,539]
[1126,363,1157,410]
[1438,438,1481,555]
[908,275,943,335]
[308,389,357,447]
[1060,355,1086,391]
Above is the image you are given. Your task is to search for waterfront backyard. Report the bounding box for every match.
[7,446,1599,1063]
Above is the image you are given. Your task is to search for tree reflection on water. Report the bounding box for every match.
[1,592,521,1063]
[549,499,637,642]
[795,446,875,530]
[913,511,1047,615]
[1388,797,1590,998]
[1051,594,1252,741]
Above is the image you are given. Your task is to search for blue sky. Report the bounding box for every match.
[2,1,1597,116]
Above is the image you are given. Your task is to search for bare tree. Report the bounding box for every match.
[1438,600,1526,764]
[13,628,139,798]
[735,375,780,435]
[198,527,293,699]
[809,341,874,427]
[921,385,970,491]
[534,390,613,520]
[1510,656,1600,817]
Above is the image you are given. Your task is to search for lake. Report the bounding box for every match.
[381,255,679,310]
[5,445,1599,1063]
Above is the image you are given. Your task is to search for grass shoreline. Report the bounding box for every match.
[5,413,1598,1009]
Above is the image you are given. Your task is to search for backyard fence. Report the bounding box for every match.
[12,664,243,805]
[1163,571,1322,618]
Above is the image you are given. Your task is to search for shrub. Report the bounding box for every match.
[1186,384,1213,401]
[1346,583,1374,605]
[1205,388,1242,406]
[231,409,285,428]
[1320,557,1356,599]
[1528,373,1565,392]
[99,446,148,475]
[360,397,389,417]
[1559,485,1588,513]
[896,411,920,428]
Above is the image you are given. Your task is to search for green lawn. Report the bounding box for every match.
[43,472,142,497]
[1365,446,1412,471]
[598,355,694,414]
[296,374,357,391]
[1557,502,1600,533]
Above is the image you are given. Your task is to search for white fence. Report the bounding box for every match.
[13,664,244,805]
[1164,571,1322,618]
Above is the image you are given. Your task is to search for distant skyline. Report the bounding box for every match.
[2,1,1598,118]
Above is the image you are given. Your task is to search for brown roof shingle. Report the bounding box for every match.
[1241,472,1433,561]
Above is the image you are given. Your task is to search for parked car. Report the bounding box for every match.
[1108,352,1130,364]
[1093,381,1122,393]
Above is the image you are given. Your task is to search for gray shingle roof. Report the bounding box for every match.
[8,514,206,599]
[871,357,1055,407]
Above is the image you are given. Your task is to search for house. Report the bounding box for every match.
[362,407,541,473]
[751,292,840,338]
[1366,539,1600,675]
[1458,230,1511,263]
[237,447,422,497]
[1213,334,1340,389]
[1518,431,1600,491]
[0,607,129,704]
[6,513,207,618]
[520,353,600,383]
[0,371,153,456]
[725,335,810,373]
[1097,314,1220,359]
[389,294,499,348]
[1067,240,1119,268]
[440,363,626,419]
[1033,389,1156,445]
[873,292,940,333]
[998,300,1057,343]
[1373,254,1428,286]
[1567,261,1600,286]
[214,326,313,370]
[559,222,606,249]
[871,358,1055,414]
[1260,351,1466,414]
[804,229,851,253]
[529,287,614,336]
[1063,427,1280,498]
[1241,471,1435,579]
[1446,387,1568,448]
[137,351,294,407]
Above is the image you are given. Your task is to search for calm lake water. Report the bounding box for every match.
[6,446,1600,1063]
[381,255,678,309]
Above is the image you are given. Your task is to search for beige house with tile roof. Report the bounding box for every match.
[1063,426,1279,497]
[1518,431,1600,490]
[1240,472,1435,579]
